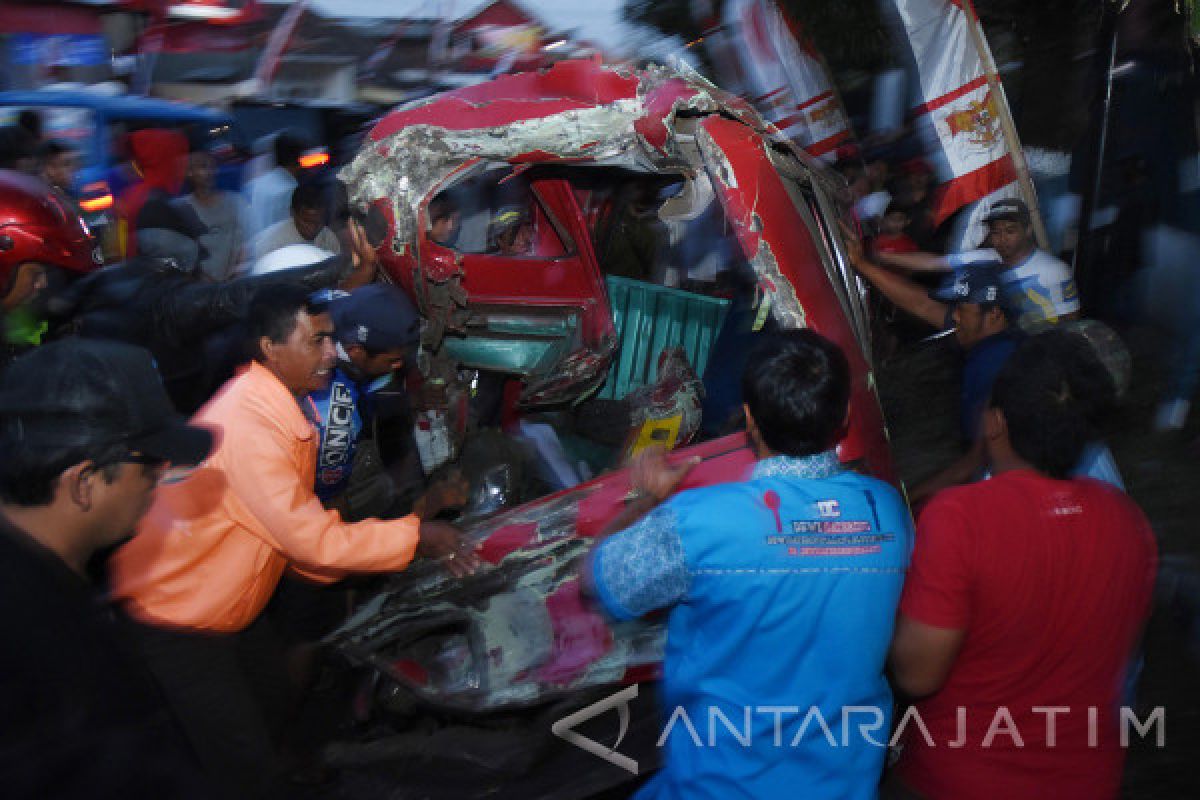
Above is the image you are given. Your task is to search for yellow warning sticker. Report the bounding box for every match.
[629,414,683,457]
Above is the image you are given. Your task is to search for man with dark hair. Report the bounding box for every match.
[182,147,248,281]
[110,285,478,799]
[245,131,308,237]
[846,235,1122,501]
[0,339,213,798]
[585,330,913,800]
[38,140,77,200]
[888,331,1157,800]
[254,182,341,260]
[874,202,919,255]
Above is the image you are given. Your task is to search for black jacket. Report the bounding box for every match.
[0,516,211,798]
[50,254,350,411]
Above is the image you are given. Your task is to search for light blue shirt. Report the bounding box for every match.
[947,247,1080,329]
[591,451,914,800]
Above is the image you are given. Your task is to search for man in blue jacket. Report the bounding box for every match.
[307,284,420,511]
[586,330,913,799]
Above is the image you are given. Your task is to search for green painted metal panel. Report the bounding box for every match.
[441,336,570,376]
[441,307,579,376]
[598,276,730,399]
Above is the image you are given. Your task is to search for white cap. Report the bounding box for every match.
[250,244,334,276]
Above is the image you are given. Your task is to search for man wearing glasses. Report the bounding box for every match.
[0,338,214,797]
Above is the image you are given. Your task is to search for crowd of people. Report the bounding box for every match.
[0,123,485,798]
[0,114,1166,800]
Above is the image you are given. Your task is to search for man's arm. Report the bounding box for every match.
[843,231,948,329]
[583,503,690,621]
[338,217,379,290]
[224,417,477,577]
[597,449,701,538]
[162,255,352,338]
[582,448,700,618]
[888,496,972,699]
[910,437,986,507]
[876,250,951,273]
[889,616,966,698]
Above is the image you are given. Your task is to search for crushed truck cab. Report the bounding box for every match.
[332,59,893,721]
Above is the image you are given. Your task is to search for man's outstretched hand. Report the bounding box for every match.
[416,520,481,578]
[414,470,469,520]
[631,446,702,503]
[839,219,868,270]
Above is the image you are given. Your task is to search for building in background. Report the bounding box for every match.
[0,0,604,107]
[0,1,135,90]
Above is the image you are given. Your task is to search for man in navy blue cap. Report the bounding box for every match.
[307,283,424,513]
[869,197,1080,331]
[846,241,1122,502]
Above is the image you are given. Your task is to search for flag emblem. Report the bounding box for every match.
[944,91,1001,148]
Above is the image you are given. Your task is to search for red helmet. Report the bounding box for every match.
[0,169,98,289]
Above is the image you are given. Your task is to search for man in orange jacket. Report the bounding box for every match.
[111,285,479,798]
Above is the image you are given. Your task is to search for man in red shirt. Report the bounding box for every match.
[888,331,1157,799]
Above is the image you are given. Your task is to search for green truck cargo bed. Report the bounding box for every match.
[598,275,730,399]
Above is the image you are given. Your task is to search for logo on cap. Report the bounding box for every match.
[357,324,369,343]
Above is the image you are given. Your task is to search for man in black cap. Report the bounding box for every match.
[0,339,213,798]
[308,283,429,516]
[870,197,1080,330]
[847,240,1122,502]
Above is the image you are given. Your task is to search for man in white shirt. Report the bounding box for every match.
[243,133,305,238]
[254,183,341,261]
[876,198,1080,330]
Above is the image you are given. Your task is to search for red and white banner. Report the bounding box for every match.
[719,0,853,161]
[884,0,1031,240]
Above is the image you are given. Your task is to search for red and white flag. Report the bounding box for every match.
[252,0,308,91]
[884,0,1038,243]
[719,0,853,161]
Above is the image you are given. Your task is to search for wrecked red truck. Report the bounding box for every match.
[327,58,894,774]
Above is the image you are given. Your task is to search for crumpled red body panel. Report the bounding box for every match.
[370,60,643,139]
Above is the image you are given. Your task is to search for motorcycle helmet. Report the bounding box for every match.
[0,170,98,294]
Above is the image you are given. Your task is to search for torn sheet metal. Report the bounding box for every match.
[696,113,893,478]
[694,123,808,331]
[340,59,777,258]
[341,99,648,256]
[327,433,757,713]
